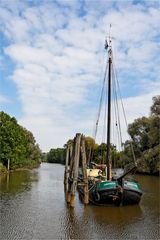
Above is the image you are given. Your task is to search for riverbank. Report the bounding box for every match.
[0,163,7,175]
[0,162,41,175]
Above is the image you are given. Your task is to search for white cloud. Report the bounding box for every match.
[0,1,160,151]
[0,95,11,104]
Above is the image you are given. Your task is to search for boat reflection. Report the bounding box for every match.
[82,204,143,225]
[62,203,143,240]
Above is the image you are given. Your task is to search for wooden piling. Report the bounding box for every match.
[67,141,74,204]
[81,135,89,204]
[70,133,81,207]
[64,146,69,186]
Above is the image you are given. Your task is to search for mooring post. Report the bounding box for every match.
[64,146,69,186]
[81,135,89,205]
[67,142,74,204]
[70,133,81,207]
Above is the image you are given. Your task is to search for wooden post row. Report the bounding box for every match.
[65,133,89,207]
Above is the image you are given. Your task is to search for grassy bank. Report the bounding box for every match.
[0,163,7,175]
[0,161,41,175]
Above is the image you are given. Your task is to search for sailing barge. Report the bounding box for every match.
[64,32,142,207]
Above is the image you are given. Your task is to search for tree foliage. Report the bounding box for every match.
[46,148,65,164]
[92,143,120,167]
[0,111,42,169]
[122,96,160,174]
[150,95,160,116]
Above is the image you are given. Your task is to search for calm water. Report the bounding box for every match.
[0,163,159,240]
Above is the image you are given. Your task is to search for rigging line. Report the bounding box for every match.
[112,60,137,164]
[91,46,107,140]
[112,86,117,168]
[90,43,109,163]
[113,76,122,152]
[112,78,119,149]
[94,61,109,140]
[111,67,117,145]
[111,71,118,169]
[115,82,123,149]
[112,85,116,146]
[102,78,108,144]
[112,66,123,151]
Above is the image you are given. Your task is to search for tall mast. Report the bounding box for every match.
[105,34,112,180]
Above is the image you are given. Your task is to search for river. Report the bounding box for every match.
[0,163,159,239]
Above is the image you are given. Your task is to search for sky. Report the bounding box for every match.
[0,0,160,152]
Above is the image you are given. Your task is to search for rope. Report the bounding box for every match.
[112,66,123,150]
[112,60,137,165]
[102,78,108,143]
[94,61,109,140]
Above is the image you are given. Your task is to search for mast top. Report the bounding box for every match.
[104,24,113,57]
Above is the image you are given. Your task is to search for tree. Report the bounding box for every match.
[122,96,160,174]
[150,95,160,116]
[93,143,121,167]
[128,117,151,154]
[84,136,98,162]
[0,111,42,169]
[63,139,74,148]
[47,148,65,164]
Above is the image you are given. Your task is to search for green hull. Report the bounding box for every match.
[97,180,142,192]
[78,179,142,206]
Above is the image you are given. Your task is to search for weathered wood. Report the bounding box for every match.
[67,191,71,203]
[64,133,89,207]
[66,142,74,203]
[64,146,69,185]
[81,135,89,204]
[70,133,81,207]
[66,142,75,204]
[69,144,74,180]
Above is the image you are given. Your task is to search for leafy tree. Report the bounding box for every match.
[128,117,151,154]
[41,152,47,162]
[93,143,121,167]
[0,111,42,169]
[122,96,160,175]
[150,95,160,116]
[47,148,65,164]
[63,139,74,148]
[84,136,98,163]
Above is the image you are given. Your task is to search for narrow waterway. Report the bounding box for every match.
[0,163,159,239]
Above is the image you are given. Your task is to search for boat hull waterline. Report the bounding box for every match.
[78,180,142,206]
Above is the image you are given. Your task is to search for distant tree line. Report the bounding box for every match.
[0,111,42,172]
[45,96,160,175]
[46,148,65,164]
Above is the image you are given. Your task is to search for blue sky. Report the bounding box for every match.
[0,0,160,151]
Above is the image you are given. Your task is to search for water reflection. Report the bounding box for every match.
[61,202,143,239]
[0,164,159,240]
[0,169,39,195]
[83,205,143,225]
[62,207,87,239]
